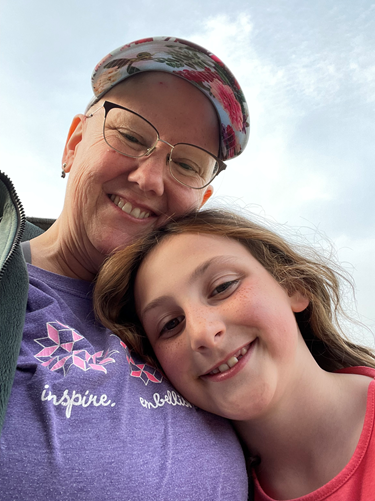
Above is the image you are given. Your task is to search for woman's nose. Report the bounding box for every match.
[127,146,169,196]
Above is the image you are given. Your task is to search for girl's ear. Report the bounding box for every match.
[289,290,309,313]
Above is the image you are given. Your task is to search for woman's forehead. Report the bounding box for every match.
[101,72,220,150]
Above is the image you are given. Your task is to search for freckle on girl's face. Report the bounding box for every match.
[135,233,309,421]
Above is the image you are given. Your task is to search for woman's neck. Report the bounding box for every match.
[234,366,371,499]
[29,218,103,281]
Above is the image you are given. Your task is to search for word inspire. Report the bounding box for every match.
[140,390,192,410]
[41,385,115,418]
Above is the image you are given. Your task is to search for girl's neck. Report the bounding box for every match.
[234,367,371,499]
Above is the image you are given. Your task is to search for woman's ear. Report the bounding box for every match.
[200,185,214,208]
[61,115,84,172]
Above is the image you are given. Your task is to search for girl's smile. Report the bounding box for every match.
[135,232,309,421]
[200,340,256,381]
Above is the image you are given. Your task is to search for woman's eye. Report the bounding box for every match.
[172,159,201,177]
[178,161,195,171]
[211,280,239,297]
[124,133,140,143]
[116,128,148,148]
[121,131,145,145]
[160,315,185,337]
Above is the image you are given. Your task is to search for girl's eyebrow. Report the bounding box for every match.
[140,255,237,318]
[190,255,236,281]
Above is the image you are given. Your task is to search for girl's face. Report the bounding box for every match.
[135,233,309,421]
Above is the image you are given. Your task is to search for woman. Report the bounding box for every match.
[0,38,250,500]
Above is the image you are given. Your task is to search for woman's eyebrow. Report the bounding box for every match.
[140,255,237,318]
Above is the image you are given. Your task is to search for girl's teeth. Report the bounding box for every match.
[118,199,125,209]
[218,363,230,373]
[209,345,250,375]
[217,356,238,373]
[227,356,239,368]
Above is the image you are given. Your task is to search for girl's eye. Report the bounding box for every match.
[160,315,185,337]
[211,280,239,297]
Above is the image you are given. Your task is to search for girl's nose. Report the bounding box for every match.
[187,308,225,353]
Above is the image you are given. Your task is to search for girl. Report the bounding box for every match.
[94,209,375,500]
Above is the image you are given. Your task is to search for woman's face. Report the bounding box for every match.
[62,73,218,267]
[135,233,309,421]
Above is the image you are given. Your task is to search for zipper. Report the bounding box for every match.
[0,170,26,282]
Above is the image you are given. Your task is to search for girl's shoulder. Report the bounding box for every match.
[336,366,375,379]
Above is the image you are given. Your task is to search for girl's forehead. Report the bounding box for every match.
[134,233,238,313]
[138,232,252,278]
[147,232,228,258]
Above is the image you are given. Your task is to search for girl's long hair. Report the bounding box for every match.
[93,209,375,370]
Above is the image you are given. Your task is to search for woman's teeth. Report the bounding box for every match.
[209,346,248,375]
[110,195,151,219]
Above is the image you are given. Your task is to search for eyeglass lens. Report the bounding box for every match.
[104,106,219,188]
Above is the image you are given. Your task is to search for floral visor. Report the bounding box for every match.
[87,36,250,161]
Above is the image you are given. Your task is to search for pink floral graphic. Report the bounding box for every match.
[34,321,118,376]
[119,340,163,385]
[210,79,244,132]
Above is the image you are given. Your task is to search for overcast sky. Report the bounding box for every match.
[1,0,374,346]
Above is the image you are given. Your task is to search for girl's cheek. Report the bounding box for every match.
[155,340,188,375]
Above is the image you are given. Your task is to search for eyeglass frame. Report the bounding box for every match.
[86,101,227,190]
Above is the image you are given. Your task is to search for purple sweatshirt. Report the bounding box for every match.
[0,264,248,500]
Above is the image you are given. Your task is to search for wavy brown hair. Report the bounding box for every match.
[93,209,375,370]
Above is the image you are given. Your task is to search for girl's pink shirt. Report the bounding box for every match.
[253,366,375,501]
